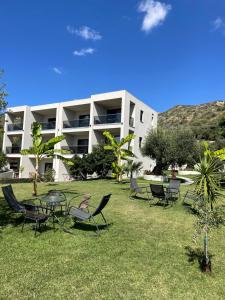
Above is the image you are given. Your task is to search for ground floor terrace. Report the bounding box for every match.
[0,179,225,299]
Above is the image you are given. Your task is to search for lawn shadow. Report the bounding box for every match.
[185,246,214,272]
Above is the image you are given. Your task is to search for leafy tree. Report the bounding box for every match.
[141,128,199,175]
[103,131,135,183]
[21,122,68,196]
[0,151,7,171]
[69,154,94,180]
[124,160,143,179]
[88,144,116,178]
[69,145,116,180]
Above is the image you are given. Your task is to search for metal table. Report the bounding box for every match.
[39,194,66,229]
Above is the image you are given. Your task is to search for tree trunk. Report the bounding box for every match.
[201,232,211,272]
[32,157,39,196]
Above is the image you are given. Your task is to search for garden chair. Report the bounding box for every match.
[166,179,181,200]
[149,184,172,207]
[65,194,111,235]
[2,185,49,236]
[130,178,150,200]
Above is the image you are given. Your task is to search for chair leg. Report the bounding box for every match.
[91,216,100,236]
[101,212,109,230]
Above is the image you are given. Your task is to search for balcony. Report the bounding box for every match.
[39,122,56,130]
[94,113,121,125]
[61,145,88,154]
[7,123,23,131]
[63,119,90,129]
[6,146,21,154]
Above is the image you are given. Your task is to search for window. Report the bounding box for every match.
[139,137,142,148]
[140,110,144,122]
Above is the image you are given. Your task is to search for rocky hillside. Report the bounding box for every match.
[158,101,225,140]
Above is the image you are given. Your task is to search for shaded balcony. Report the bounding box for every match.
[39,122,56,130]
[94,113,121,125]
[7,123,23,131]
[6,146,21,154]
[63,118,90,129]
[61,145,88,154]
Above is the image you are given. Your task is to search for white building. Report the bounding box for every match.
[2,90,157,181]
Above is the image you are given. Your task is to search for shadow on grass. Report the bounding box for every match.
[185,246,214,271]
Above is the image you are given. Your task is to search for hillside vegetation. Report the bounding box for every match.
[158,101,225,140]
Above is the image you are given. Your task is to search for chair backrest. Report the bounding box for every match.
[130,178,139,190]
[78,194,90,210]
[2,185,25,213]
[168,179,180,190]
[150,184,165,198]
[92,194,112,217]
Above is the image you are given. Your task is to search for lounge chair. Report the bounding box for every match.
[66,194,111,235]
[130,178,150,200]
[2,185,49,236]
[149,184,172,206]
[166,179,181,200]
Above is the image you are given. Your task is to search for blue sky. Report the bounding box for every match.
[1,0,225,112]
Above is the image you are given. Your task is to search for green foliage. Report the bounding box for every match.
[194,145,222,209]
[0,151,7,171]
[142,128,199,175]
[124,160,143,179]
[103,131,135,182]
[42,168,56,182]
[69,145,116,180]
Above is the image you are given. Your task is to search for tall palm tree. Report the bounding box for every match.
[21,122,68,196]
[103,131,135,183]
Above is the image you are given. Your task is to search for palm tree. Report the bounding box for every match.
[21,122,68,196]
[124,160,143,179]
[194,143,222,272]
[103,131,135,183]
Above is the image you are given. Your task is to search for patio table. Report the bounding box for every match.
[39,194,66,229]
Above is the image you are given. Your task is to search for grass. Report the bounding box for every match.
[0,179,225,299]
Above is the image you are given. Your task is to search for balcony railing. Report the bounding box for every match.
[129,117,134,127]
[39,122,56,130]
[6,146,21,154]
[61,145,88,154]
[7,123,23,131]
[94,113,121,125]
[63,119,90,129]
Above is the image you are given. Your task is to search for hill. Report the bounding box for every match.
[158,100,225,140]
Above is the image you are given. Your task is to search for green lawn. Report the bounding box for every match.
[0,180,225,300]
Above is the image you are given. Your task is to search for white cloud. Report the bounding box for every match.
[52,67,62,74]
[212,17,225,34]
[66,25,102,40]
[73,48,95,56]
[138,0,171,33]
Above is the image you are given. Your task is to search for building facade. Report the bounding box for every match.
[2,90,157,181]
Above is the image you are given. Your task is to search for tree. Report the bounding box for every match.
[88,144,116,178]
[124,160,143,179]
[0,151,7,171]
[21,122,68,196]
[103,131,135,183]
[193,143,224,272]
[69,154,94,180]
[141,128,199,175]
[69,145,116,180]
